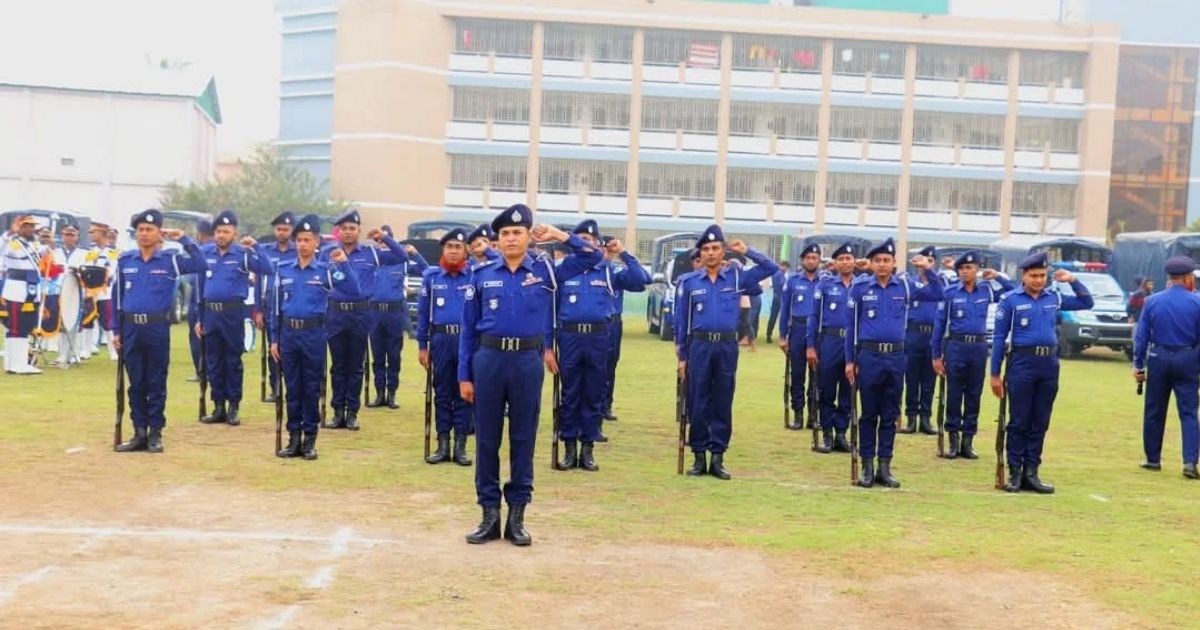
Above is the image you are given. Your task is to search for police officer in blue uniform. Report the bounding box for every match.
[186,219,213,383]
[846,238,943,488]
[674,225,779,480]
[365,225,429,410]
[417,228,474,466]
[197,209,271,427]
[467,224,498,269]
[901,245,943,436]
[600,234,646,424]
[931,251,1013,459]
[459,205,601,546]
[259,211,297,403]
[113,210,206,453]
[555,220,649,471]
[319,209,410,430]
[271,215,355,461]
[1132,255,1200,479]
[765,262,790,344]
[805,242,859,454]
[990,252,1093,493]
[778,243,822,431]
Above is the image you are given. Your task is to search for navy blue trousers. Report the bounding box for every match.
[369,309,405,394]
[431,332,471,437]
[1005,354,1059,469]
[766,294,782,339]
[559,329,606,443]
[603,318,623,413]
[281,326,324,434]
[904,328,935,417]
[326,308,370,412]
[786,323,809,413]
[687,339,738,454]
[203,307,245,404]
[943,340,987,435]
[1143,346,1200,465]
[121,319,170,429]
[817,334,851,432]
[856,349,905,459]
[473,346,543,508]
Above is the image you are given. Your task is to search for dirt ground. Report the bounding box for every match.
[0,471,1130,629]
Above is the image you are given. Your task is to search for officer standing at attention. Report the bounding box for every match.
[675,225,779,480]
[990,252,1093,494]
[765,261,790,344]
[365,225,428,410]
[778,243,822,431]
[845,238,943,489]
[805,242,859,454]
[554,220,649,471]
[417,228,474,466]
[320,209,410,430]
[459,205,601,546]
[258,211,296,403]
[186,220,213,382]
[113,210,206,453]
[197,210,271,426]
[1132,256,1200,479]
[272,215,355,461]
[599,234,648,424]
[2,216,44,375]
[931,252,1013,459]
[901,245,942,436]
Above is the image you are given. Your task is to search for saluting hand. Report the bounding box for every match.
[162,229,184,241]
[240,235,257,247]
[366,228,384,242]
[981,269,998,280]
[941,255,955,269]
[910,255,932,271]
[727,240,748,256]
[329,248,348,263]
[1053,268,1075,283]
[404,244,418,256]
[532,224,568,244]
[606,238,626,255]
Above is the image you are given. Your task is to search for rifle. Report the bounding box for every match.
[808,365,820,451]
[935,374,947,458]
[423,358,433,460]
[363,338,371,405]
[994,353,1010,490]
[551,352,563,469]
[197,302,208,422]
[850,379,859,486]
[676,372,686,474]
[113,344,125,450]
[319,347,328,428]
[274,354,283,453]
[783,354,791,430]
[1136,370,1145,396]
[260,325,268,403]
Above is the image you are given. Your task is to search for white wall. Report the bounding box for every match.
[948,0,1079,21]
[0,86,217,227]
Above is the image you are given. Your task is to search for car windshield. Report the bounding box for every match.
[1056,273,1122,299]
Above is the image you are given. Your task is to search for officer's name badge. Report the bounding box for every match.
[281,278,294,285]
[1015,303,1032,311]
[483,281,504,288]
[522,274,543,287]
[150,269,168,275]
[590,279,607,287]
[861,294,878,302]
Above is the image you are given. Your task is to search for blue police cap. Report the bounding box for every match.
[954,250,981,269]
[800,242,821,258]
[467,224,490,244]
[334,208,361,226]
[130,208,163,229]
[573,219,599,237]
[697,224,724,249]
[490,204,533,234]
[271,211,295,227]
[918,245,936,258]
[1165,256,1197,276]
[292,214,321,236]
[831,241,856,259]
[866,238,896,259]
[440,227,468,246]
[1018,251,1049,270]
[196,219,213,235]
[600,235,614,246]
[214,209,239,228]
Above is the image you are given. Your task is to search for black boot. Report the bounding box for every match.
[200,401,226,424]
[946,432,960,459]
[579,442,598,472]
[147,427,164,454]
[875,458,901,488]
[115,427,149,452]
[263,391,277,403]
[813,428,833,454]
[466,506,501,544]
[959,434,978,460]
[1004,463,1023,493]
[301,432,319,460]
[856,458,875,488]
[595,430,609,443]
[453,433,472,466]
[603,409,618,421]
[504,504,532,546]
[226,402,240,426]
[1021,465,1055,494]
[559,441,578,470]
[833,431,851,453]
[686,452,707,476]
[804,413,816,430]
[1184,463,1199,479]
[426,433,451,464]
[365,390,384,408]
[919,415,936,435]
[277,432,302,458]
[709,453,731,480]
[788,410,804,431]
[329,407,346,429]
[1140,460,1162,471]
[899,415,917,434]
[345,410,360,431]
[386,390,399,410]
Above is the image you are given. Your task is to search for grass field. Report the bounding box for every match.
[0,322,1193,628]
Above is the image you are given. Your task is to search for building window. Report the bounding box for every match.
[916,45,1009,83]
[731,34,821,73]
[541,91,630,129]
[454,19,533,58]
[726,169,815,205]
[829,107,901,143]
[826,173,899,209]
[912,111,1005,148]
[538,159,627,197]
[448,155,527,192]
[832,41,905,77]
[1019,51,1086,88]
[639,164,716,200]
[641,97,718,134]
[644,30,721,67]
[451,87,529,123]
[909,177,1000,214]
[1012,182,1077,218]
[1016,118,1079,153]
[543,24,633,62]
[729,102,818,139]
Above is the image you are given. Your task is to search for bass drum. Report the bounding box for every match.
[59,270,84,332]
[243,318,257,353]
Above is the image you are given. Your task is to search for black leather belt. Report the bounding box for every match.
[562,321,608,334]
[285,316,324,330]
[122,312,168,325]
[907,324,933,334]
[1013,345,1057,357]
[333,300,370,312]
[433,324,461,334]
[371,301,405,312]
[481,334,542,351]
[205,300,244,313]
[949,333,986,344]
[821,327,846,338]
[5,269,29,280]
[859,341,906,354]
[694,330,737,343]
[610,315,622,322]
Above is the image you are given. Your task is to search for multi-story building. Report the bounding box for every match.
[276,0,1120,256]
